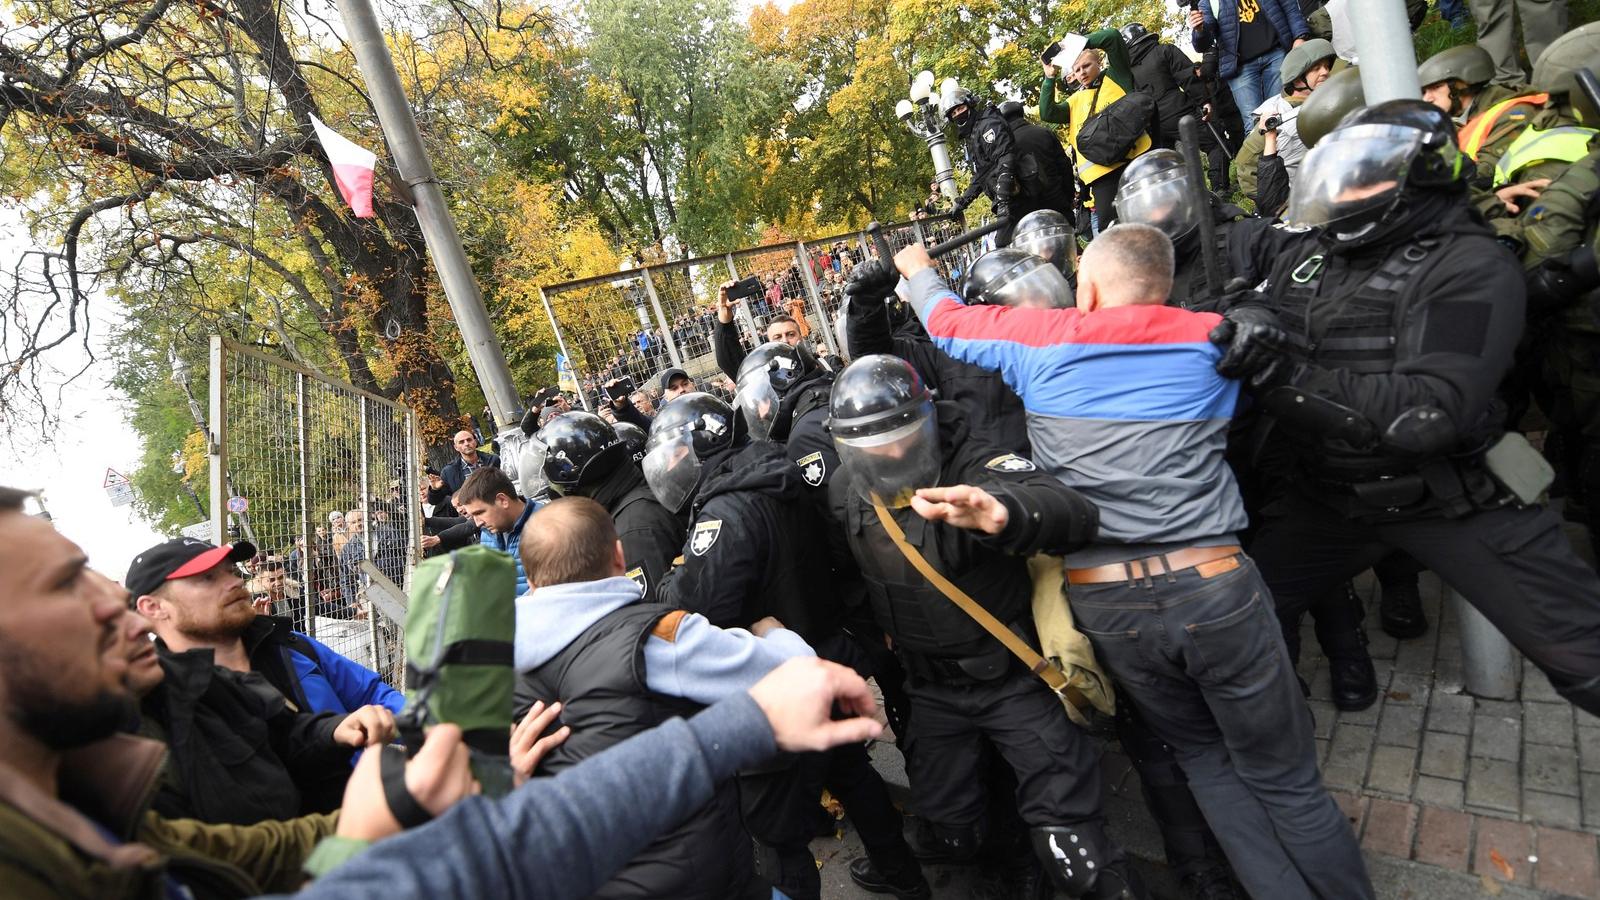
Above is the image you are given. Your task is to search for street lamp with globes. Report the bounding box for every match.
[896,69,960,201]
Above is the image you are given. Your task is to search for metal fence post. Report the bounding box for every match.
[537,286,590,412]
[794,242,839,356]
[1453,588,1519,699]
[358,396,380,669]
[640,268,684,368]
[910,217,926,244]
[296,372,315,639]
[208,336,227,542]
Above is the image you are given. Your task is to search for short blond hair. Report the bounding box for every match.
[1081,224,1175,306]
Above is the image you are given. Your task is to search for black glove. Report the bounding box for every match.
[949,197,970,217]
[1209,306,1296,383]
[1527,244,1600,314]
[843,259,899,310]
[994,199,1012,221]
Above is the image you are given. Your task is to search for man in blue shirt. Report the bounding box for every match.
[455,467,538,595]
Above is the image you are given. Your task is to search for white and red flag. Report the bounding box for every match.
[310,115,377,218]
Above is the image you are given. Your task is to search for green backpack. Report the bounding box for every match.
[400,545,517,797]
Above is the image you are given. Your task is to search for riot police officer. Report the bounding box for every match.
[613,420,648,463]
[1011,209,1079,281]
[960,247,1076,309]
[841,260,1032,453]
[533,411,683,602]
[1217,99,1600,715]
[941,83,1019,232]
[996,101,1078,235]
[644,393,929,900]
[735,340,838,489]
[1112,148,1269,311]
[828,354,1148,900]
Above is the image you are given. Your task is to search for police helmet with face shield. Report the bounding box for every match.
[735,341,821,442]
[1115,149,1201,240]
[642,392,739,513]
[1011,209,1079,276]
[962,247,1075,308]
[534,412,629,496]
[613,422,648,463]
[829,355,941,508]
[1285,99,1467,243]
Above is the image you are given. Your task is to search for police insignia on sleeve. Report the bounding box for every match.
[984,454,1036,473]
[983,128,997,144]
[690,519,723,556]
[625,566,648,594]
[796,451,826,487]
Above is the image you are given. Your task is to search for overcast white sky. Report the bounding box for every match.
[0,212,166,583]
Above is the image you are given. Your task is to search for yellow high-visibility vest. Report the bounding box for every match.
[1067,78,1152,185]
[1458,92,1547,160]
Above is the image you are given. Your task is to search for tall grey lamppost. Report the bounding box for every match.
[896,70,960,200]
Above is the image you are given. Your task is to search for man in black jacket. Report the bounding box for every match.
[126,538,396,824]
[828,355,1153,900]
[735,340,838,489]
[645,393,928,900]
[1216,100,1600,715]
[1119,23,1204,150]
[997,101,1077,237]
[534,412,685,602]
[941,84,1019,238]
[427,430,501,512]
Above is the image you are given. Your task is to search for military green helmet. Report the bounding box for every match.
[1531,21,1600,98]
[1298,66,1365,147]
[1280,38,1337,93]
[1417,44,1495,89]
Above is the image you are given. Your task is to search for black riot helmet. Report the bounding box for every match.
[534,412,629,496]
[1011,209,1078,276]
[1115,149,1202,240]
[1119,23,1156,49]
[642,392,740,513]
[963,247,1075,308]
[940,81,979,136]
[735,340,821,442]
[613,421,648,463]
[1286,99,1467,245]
[829,355,941,507]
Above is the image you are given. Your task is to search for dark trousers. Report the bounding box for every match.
[1251,491,1600,714]
[1089,169,1125,231]
[1069,555,1374,900]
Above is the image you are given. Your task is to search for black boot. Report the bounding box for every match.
[1378,574,1427,639]
[1181,866,1247,900]
[1322,628,1378,711]
[848,857,932,899]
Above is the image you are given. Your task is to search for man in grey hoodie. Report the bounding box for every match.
[510,497,817,899]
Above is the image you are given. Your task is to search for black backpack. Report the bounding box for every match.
[1076,84,1154,167]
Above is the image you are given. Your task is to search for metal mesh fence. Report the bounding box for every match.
[538,214,969,395]
[211,337,416,688]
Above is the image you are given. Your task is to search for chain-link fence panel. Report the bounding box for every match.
[211,337,416,689]
[644,261,729,395]
[539,276,669,412]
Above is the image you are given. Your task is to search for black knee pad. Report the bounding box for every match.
[929,821,985,863]
[1029,825,1139,898]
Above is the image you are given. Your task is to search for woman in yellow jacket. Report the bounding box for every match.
[1038,27,1153,228]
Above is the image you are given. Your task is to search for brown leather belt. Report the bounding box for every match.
[1066,545,1243,585]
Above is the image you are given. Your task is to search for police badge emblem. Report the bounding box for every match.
[690,519,723,556]
[625,566,648,594]
[984,454,1037,473]
[796,451,826,487]
[983,128,996,143]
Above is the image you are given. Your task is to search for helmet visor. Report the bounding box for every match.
[519,436,553,495]
[735,369,783,442]
[1012,223,1079,275]
[1285,124,1422,230]
[1115,167,1200,240]
[836,412,941,508]
[642,429,703,513]
[983,261,1075,309]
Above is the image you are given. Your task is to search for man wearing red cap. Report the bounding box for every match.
[126,536,397,825]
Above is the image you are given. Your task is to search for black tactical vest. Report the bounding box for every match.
[845,496,1031,660]
[1276,236,1444,374]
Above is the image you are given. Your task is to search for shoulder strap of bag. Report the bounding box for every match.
[870,501,1089,713]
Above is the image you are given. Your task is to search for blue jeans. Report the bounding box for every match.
[1437,0,1472,26]
[1226,48,1287,127]
[1068,553,1374,900]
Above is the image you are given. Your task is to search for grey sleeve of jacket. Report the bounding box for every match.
[274,694,777,900]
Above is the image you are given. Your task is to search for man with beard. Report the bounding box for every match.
[128,536,397,824]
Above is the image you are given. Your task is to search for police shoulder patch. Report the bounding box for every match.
[796,450,827,487]
[689,519,723,556]
[625,565,648,594]
[984,453,1037,473]
[983,127,997,143]
[1272,222,1313,233]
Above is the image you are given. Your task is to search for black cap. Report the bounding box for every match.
[658,367,690,393]
[126,538,257,599]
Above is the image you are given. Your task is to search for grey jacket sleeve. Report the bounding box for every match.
[277,694,777,899]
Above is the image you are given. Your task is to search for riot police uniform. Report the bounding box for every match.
[842,260,1032,453]
[941,85,1020,235]
[997,101,1078,237]
[1220,99,1600,715]
[643,394,929,900]
[534,412,684,602]
[736,341,839,489]
[827,356,1147,900]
